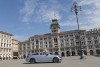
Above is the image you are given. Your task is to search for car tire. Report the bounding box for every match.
[53,57,59,63]
[29,58,35,64]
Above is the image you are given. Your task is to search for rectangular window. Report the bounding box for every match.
[65,35,68,37]
[40,38,42,40]
[1,43,3,47]
[60,36,63,38]
[94,36,97,39]
[94,40,98,44]
[31,39,34,41]
[4,43,6,47]
[88,41,91,44]
[48,37,51,39]
[70,35,73,37]
[44,38,47,40]
[87,37,91,40]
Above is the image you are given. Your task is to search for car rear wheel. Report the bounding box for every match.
[29,58,35,64]
[53,57,59,63]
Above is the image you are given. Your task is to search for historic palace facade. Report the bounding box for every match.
[19,19,100,58]
[0,31,13,60]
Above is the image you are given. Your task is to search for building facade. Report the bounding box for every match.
[0,31,13,60]
[19,19,100,58]
[86,29,100,55]
[18,40,30,59]
[12,39,19,59]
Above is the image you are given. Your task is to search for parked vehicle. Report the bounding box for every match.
[26,52,62,63]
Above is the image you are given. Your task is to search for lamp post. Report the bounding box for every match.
[71,1,84,59]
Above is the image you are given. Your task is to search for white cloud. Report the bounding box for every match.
[79,0,95,6]
[13,35,28,42]
[60,21,76,26]
[20,0,63,23]
[40,10,61,22]
[20,0,37,23]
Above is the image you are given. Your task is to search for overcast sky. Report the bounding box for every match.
[0,0,100,41]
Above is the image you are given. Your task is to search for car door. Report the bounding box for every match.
[45,54,53,62]
[35,55,43,62]
[41,54,53,62]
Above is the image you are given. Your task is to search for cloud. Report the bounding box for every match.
[20,0,37,24]
[60,21,76,26]
[19,0,66,24]
[13,35,28,42]
[78,0,100,29]
[39,10,61,22]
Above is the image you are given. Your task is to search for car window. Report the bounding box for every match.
[40,53,43,55]
[32,53,39,55]
[43,52,46,55]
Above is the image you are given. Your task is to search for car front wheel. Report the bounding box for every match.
[53,57,59,63]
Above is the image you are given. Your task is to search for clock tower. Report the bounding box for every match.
[50,19,60,33]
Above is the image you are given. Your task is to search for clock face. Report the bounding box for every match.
[53,27,56,29]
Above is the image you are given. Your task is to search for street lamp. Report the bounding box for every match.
[71,1,84,59]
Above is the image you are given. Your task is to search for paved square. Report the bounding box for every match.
[0,56,100,67]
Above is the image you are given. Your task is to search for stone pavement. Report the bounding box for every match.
[0,56,100,67]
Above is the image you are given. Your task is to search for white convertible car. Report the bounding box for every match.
[26,52,62,63]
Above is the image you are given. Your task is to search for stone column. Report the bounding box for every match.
[52,36,55,54]
[57,36,61,56]
[69,48,72,56]
[92,37,96,55]
[63,38,66,56]
[85,36,90,55]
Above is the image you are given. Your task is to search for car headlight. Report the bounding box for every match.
[58,56,62,59]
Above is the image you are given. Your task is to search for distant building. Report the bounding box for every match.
[12,39,19,59]
[0,31,13,60]
[19,19,100,58]
[18,40,30,59]
[86,29,100,55]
